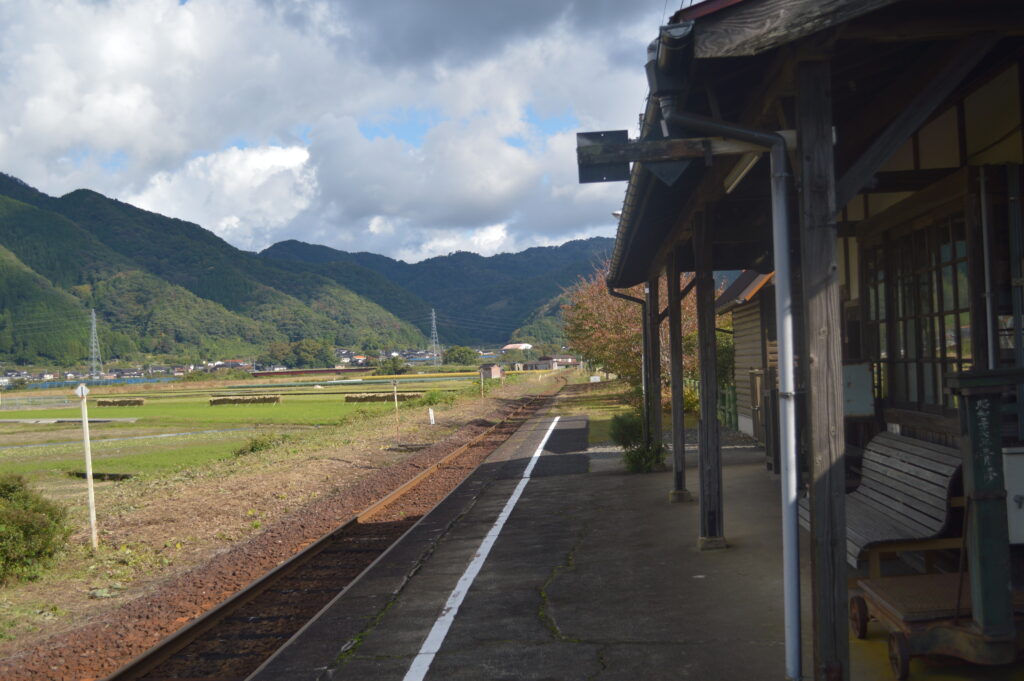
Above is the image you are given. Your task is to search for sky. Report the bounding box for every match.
[0,0,676,262]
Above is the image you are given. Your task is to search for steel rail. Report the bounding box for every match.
[101,395,543,681]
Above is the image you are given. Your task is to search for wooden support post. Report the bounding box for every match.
[667,248,692,502]
[797,60,849,681]
[646,277,663,449]
[695,220,724,549]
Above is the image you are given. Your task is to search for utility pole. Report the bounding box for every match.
[88,309,103,379]
[430,309,442,367]
[76,383,98,550]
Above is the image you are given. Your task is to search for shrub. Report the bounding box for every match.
[415,389,456,407]
[622,442,666,474]
[234,432,289,456]
[683,384,700,414]
[609,412,644,450]
[0,475,71,583]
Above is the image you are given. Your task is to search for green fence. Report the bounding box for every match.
[683,378,738,431]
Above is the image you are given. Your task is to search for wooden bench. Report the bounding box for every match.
[799,432,963,578]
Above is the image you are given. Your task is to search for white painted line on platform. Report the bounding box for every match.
[402,415,561,681]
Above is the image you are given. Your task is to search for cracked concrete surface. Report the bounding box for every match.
[255,412,801,681]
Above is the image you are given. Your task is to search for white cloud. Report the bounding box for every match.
[0,0,666,261]
[127,145,317,251]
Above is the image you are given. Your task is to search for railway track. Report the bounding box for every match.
[101,395,544,681]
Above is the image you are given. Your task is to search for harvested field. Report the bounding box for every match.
[345,392,423,402]
[96,398,145,407]
[208,395,281,405]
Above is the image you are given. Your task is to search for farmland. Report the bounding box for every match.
[0,374,481,497]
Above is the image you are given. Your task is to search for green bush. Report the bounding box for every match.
[609,412,644,450]
[683,384,700,413]
[414,389,456,407]
[622,442,666,474]
[0,474,71,583]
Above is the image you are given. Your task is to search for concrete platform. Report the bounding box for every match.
[250,408,1024,681]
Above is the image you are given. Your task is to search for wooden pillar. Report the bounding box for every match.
[667,248,692,502]
[695,219,724,549]
[646,276,663,448]
[797,59,849,681]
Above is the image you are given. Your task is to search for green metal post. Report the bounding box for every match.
[946,369,1020,641]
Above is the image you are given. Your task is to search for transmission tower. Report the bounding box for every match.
[430,309,441,366]
[88,309,103,378]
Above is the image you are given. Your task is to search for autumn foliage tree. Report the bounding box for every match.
[563,260,701,387]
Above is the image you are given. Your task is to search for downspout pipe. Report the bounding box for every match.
[608,285,652,449]
[649,29,801,679]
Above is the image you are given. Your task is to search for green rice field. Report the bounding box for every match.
[0,377,470,490]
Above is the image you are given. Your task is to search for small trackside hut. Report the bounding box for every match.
[577,1,1024,679]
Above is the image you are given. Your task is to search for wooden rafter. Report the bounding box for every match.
[835,34,999,210]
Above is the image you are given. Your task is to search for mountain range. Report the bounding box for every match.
[0,173,611,365]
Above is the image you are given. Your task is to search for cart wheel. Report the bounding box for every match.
[888,632,910,680]
[849,596,869,639]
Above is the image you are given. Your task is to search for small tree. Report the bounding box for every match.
[375,356,409,376]
[443,345,478,365]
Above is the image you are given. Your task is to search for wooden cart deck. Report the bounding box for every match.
[858,573,1024,623]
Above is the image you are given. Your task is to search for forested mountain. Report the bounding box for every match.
[261,237,612,345]
[0,175,424,365]
[0,171,611,365]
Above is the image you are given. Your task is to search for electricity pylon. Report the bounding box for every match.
[88,309,103,378]
[430,309,441,366]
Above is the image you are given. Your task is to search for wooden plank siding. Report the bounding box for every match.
[732,304,764,421]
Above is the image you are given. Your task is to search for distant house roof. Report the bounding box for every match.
[715,270,774,315]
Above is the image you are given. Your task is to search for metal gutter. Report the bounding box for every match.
[646,22,802,680]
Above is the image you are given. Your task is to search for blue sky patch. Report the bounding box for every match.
[359,107,440,147]
[525,106,578,136]
[100,150,129,172]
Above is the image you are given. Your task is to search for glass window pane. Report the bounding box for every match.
[959,311,972,361]
[919,274,932,315]
[878,280,886,320]
[945,313,959,359]
[922,363,933,404]
[922,316,934,358]
[879,321,887,358]
[940,224,952,262]
[907,318,917,359]
[893,363,906,402]
[956,261,970,310]
[953,217,966,259]
[942,265,955,311]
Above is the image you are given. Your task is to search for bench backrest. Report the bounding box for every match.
[857,432,962,536]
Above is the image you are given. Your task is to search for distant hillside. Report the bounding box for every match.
[261,237,613,345]
[0,244,91,364]
[509,295,567,347]
[0,174,425,365]
[0,170,610,365]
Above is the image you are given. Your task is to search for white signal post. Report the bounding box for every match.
[392,380,400,441]
[75,384,99,550]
